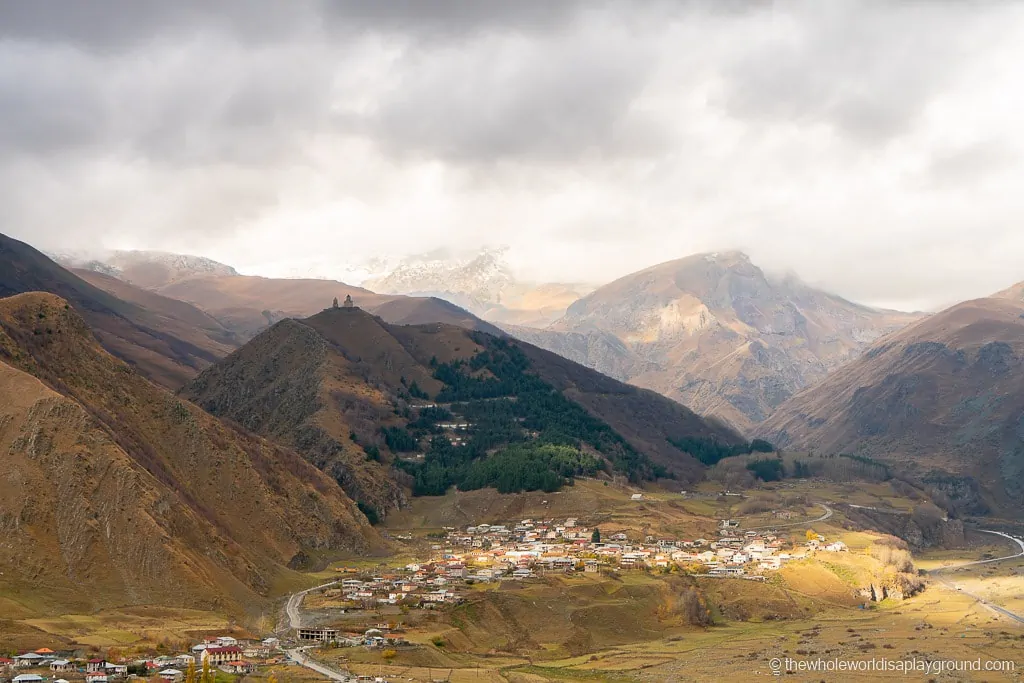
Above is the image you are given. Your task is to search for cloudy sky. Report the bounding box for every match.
[2,0,1023,311]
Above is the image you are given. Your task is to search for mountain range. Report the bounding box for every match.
[509,252,920,432]
[16,232,1024,517]
[181,304,742,519]
[0,232,752,617]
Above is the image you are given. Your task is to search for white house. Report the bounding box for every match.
[14,654,44,669]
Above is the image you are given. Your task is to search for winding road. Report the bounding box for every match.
[742,503,833,531]
[927,530,1024,625]
[286,646,351,682]
[282,581,353,681]
[285,580,338,629]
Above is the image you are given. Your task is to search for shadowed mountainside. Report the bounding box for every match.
[1,233,239,388]
[757,297,1024,512]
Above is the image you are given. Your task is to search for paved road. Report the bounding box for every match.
[927,530,1024,625]
[286,646,351,682]
[742,503,833,531]
[285,580,338,629]
[283,581,354,681]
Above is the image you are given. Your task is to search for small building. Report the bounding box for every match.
[14,654,44,669]
[158,669,184,682]
[86,659,107,673]
[630,493,644,501]
[709,566,745,576]
[201,646,243,666]
[105,663,128,677]
[297,627,338,642]
[222,661,254,674]
[50,660,74,672]
[13,675,46,683]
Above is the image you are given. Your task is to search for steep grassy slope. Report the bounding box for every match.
[181,314,414,517]
[757,298,1024,512]
[0,293,381,617]
[0,233,236,388]
[183,306,743,516]
[513,251,919,433]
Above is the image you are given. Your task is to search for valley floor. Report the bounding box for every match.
[4,478,1023,682]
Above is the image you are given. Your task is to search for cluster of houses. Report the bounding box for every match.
[1,637,282,683]
[314,517,848,627]
[326,565,469,609]
[416,517,848,580]
[1,651,129,683]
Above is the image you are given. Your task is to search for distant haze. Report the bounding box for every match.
[3,1,1024,312]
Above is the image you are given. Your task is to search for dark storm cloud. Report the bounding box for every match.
[0,0,595,49]
[0,0,673,166]
[0,1,315,48]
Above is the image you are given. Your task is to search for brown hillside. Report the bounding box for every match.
[183,306,743,514]
[0,293,381,617]
[73,268,239,347]
[367,295,502,335]
[991,279,1024,302]
[181,309,427,516]
[513,251,919,433]
[757,297,1024,511]
[155,273,495,341]
[0,233,235,388]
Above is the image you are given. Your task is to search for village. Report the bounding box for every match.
[293,512,848,640]
[1,511,848,683]
[0,635,281,683]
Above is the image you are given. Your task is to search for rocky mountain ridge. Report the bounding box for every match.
[512,251,920,433]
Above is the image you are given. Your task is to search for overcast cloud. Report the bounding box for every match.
[2,0,1023,311]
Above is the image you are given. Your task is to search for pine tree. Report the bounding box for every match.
[592,527,601,543]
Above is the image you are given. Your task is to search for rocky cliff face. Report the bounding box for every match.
[513,252,918,433]
[0,292,382,616]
